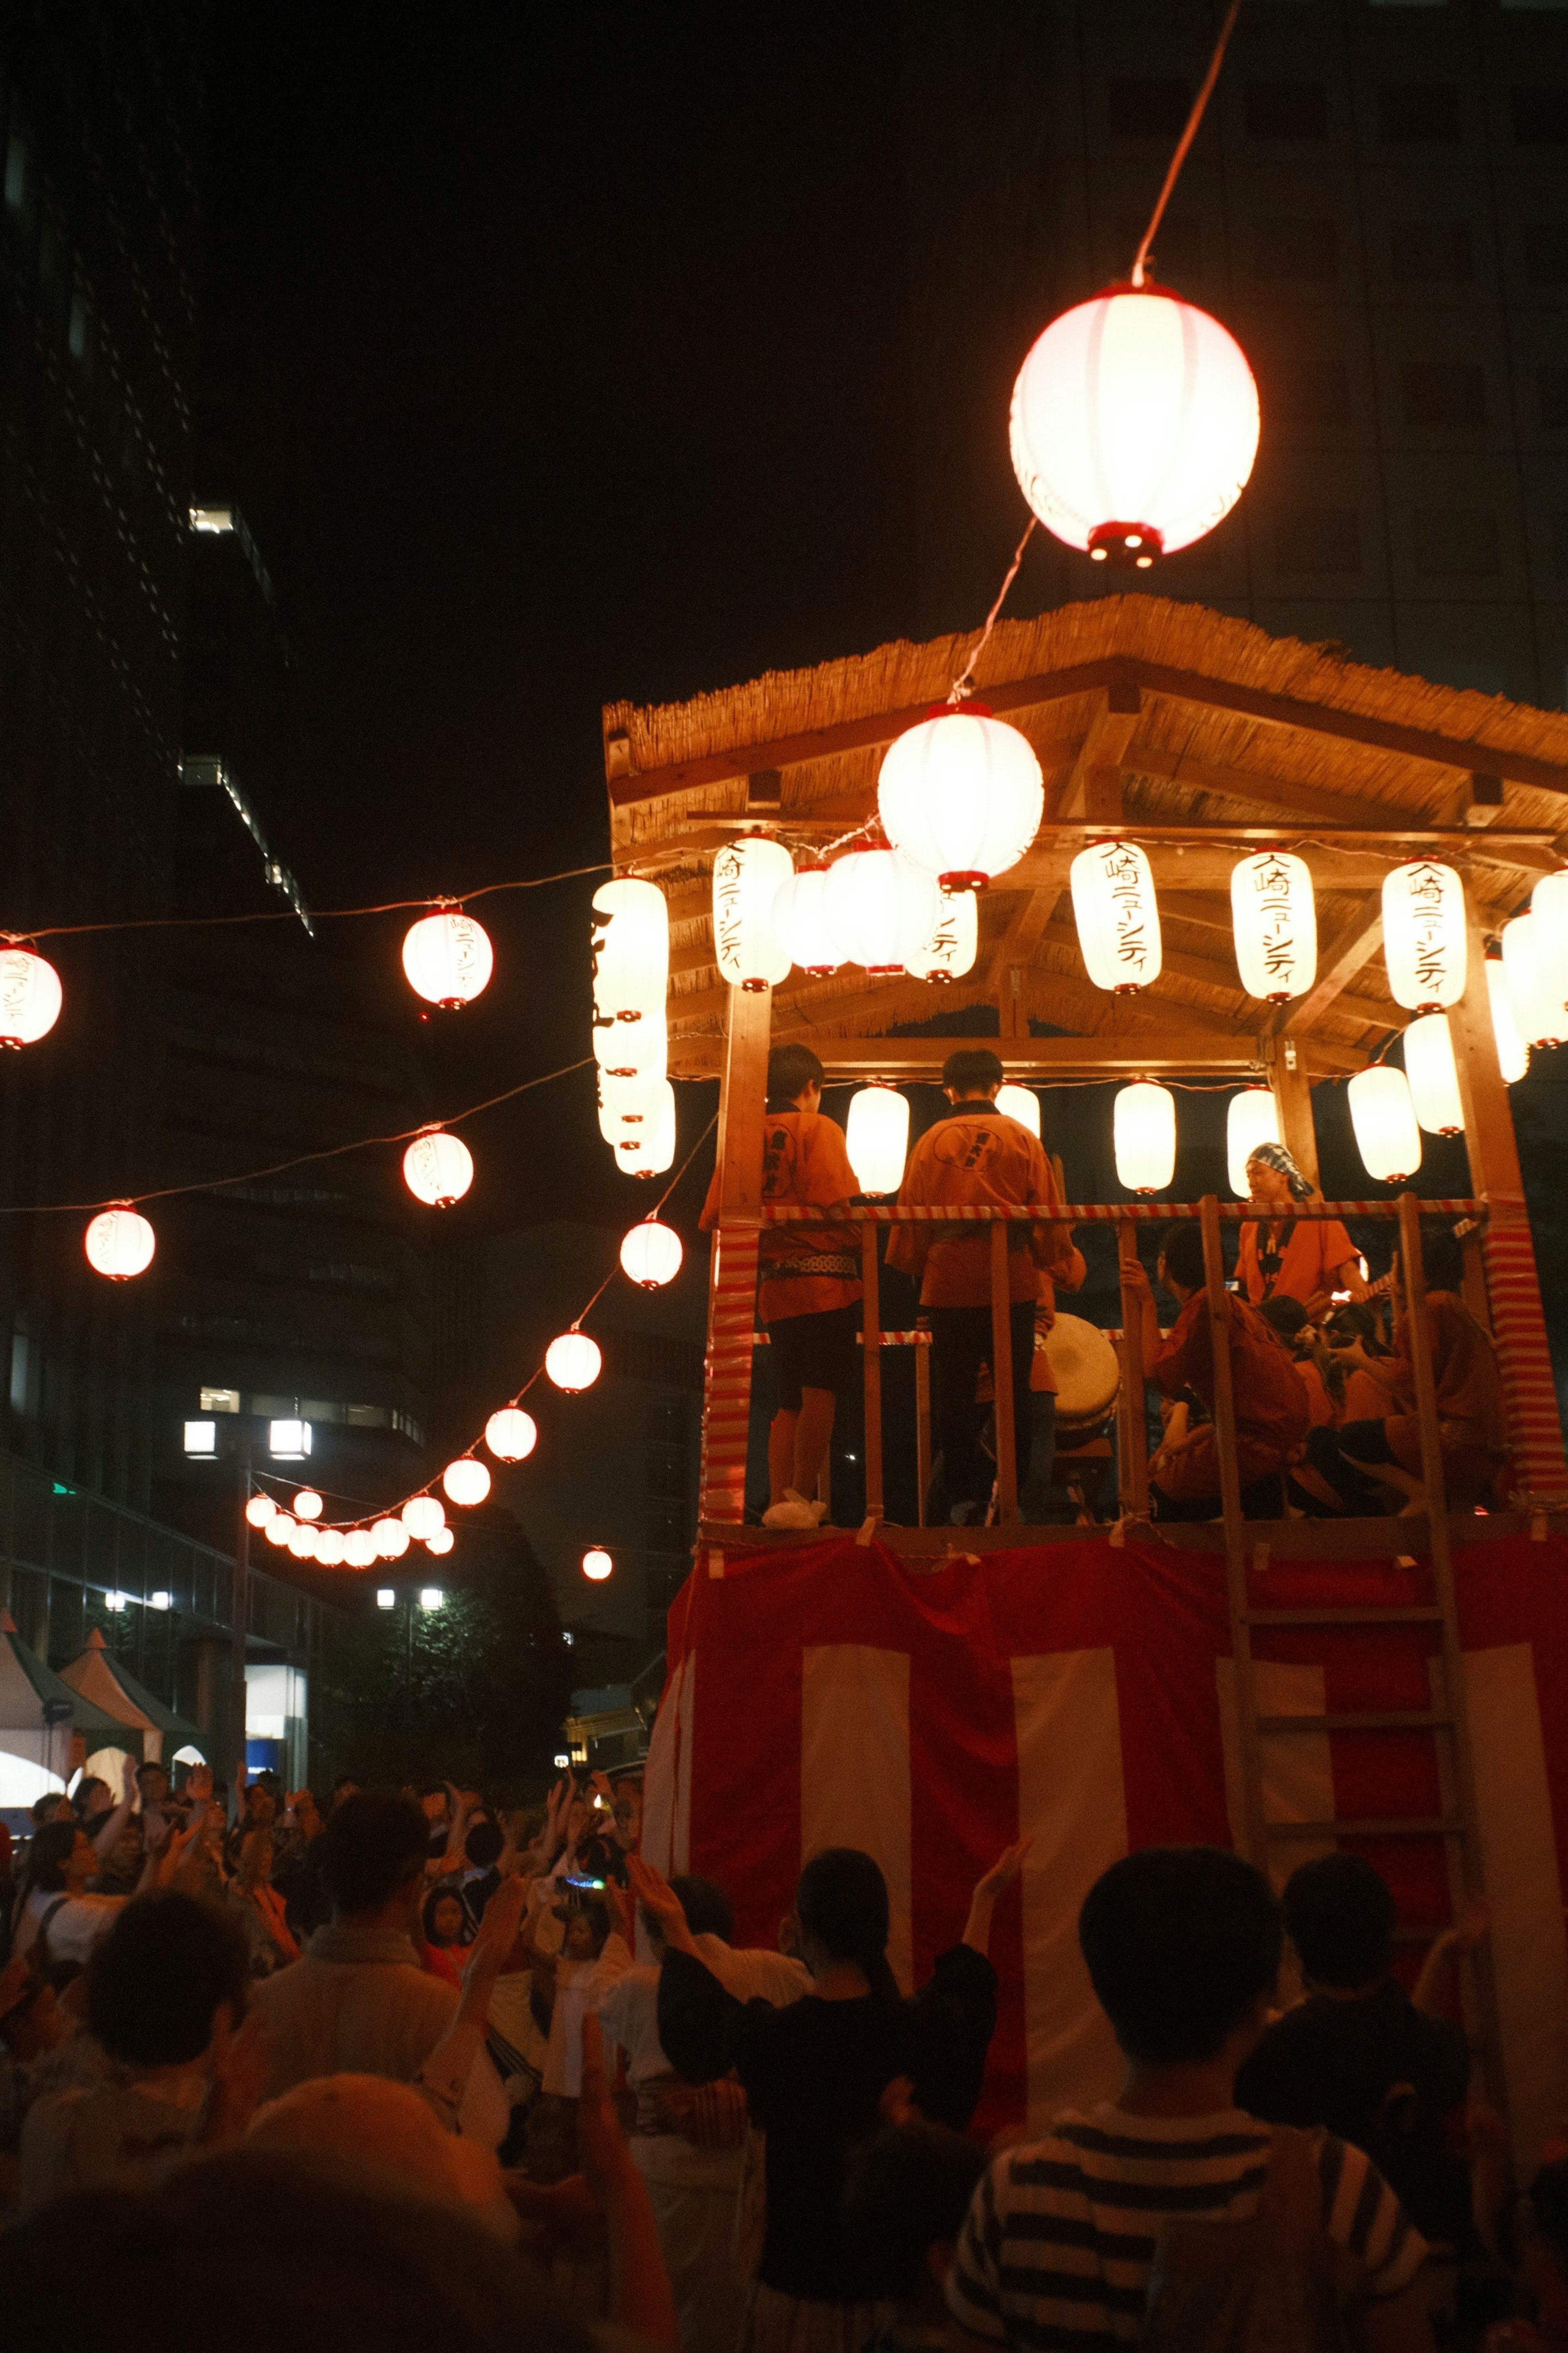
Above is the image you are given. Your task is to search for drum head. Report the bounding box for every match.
[1044,1312,1120,1426]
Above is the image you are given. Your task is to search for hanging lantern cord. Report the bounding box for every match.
[1130,0,1244,289]
[947,515,1039,705]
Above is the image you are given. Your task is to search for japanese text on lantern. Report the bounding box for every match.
[712,845,746,978]
[1102,843,1154,982]
[1407,862,1459,998]
[1254,859,1299,988]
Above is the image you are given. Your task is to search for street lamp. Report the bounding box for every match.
[183,1420,217,1457]
[268,1418,311,1460]
[419,1588,444,1613]
[376,1588,396,1610]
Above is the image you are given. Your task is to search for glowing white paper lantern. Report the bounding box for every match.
[612,1077,676,1179]
[425,1527,454,1556]
[402,910,493,1008]
[904,888,978,986]
[485,1408,537,1461]
[597,1066,658,1147]
[345,1529,377,1568]
[1009,284,1260,563]
[1486,953,1529,1083]
[620,1220,684,1288]
[772,865,841,976]
[316,1529,346,1566]
[0,947,63,1046]
[1070,841,1162,991]
[442,1458,491,1507]
[824,848,940,974]
[877,706,1044,888]
[293,1489,323,1521]
[1114,1082,1177,1194]
[845,1086,909,1195]
[1530,870,1568,1025]
[403,1129,473,1207]
[374,1517,410,1560]
[84,1204,156,1281]
[546,1331,601,1392]
[1403,1014,1464,1135]
[1230,852,1317,1003]
[1501,913,1562,1049]
[593,999,666,1082]
[1382,860,1467,1013]
[582,1547,613,1582]
[712,837,792,990]
[244,1494,276,1530]
[1226,1090,1281,1199]
[591,878,668,1025]
[287,1520,318,1559]
[265,1513,294,1549]
[1348,1065,1422,1184]
[996,1084,1041,1138]
[402,1494,445,1541]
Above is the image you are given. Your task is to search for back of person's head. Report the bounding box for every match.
[1325,1299,1385,1355]
[1158,1222,1208,1294]
[1281,1853,1395,1988]
[28,1820,79,1891]
[841,2121,989,2302]
[1258,1296,1309,1343]
[670,1873,735,1943]
[1079,1847,1282,2065]
[795,1847,898,1998]
[767,1042,824,1104]
[30,1794,64,1828]
[464,1820,504,1869]
[319,1792,428,1917]
[1417,1223,1464,1295]
[0,2145,597,2353]
[73,1775,109,1817]
[942,1046,1003,1097]
[87,1890,249,2068]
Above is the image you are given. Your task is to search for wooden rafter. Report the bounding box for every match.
[1269,907,1386,1037]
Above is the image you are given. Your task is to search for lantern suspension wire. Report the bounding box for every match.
[1129,0,1244,288]
[947,515,1038,705]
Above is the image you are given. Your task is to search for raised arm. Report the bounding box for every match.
[91,1754,138,1859]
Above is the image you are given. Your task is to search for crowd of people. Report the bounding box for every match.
[713,1042,1511,1532]
[0,1751,1562,2351]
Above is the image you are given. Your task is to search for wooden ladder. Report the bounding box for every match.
[1200,1193,1508,2121]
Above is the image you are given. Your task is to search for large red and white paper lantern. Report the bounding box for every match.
[1501,913,1563,1049]
[1486,952,1529,1083]
[1402,1014,1464,1135]
[484,1407,537,1462]
[0,947,62,1047]
[1070,841,1162,992]
[1348,1066,1422,1184]
[712,838,792,990]
[1226,1090,1280,1199]
[772,865,840,977]
[1114,1082,1177,1194]
[402,910,493,1008]
[1382,860,1467,1013]
[403,1129,473,1207]
[1231,852,1316,1003]
[824,849,940,975]
[904,888,978,984]
[877,706,1044,889]
[546,1331,601,1392]
[845,1086,909,1195]
[620,1220,684,1288]
[85,1204,156,1281]
[1010,284,1260,565]
[443,1457,491,1507]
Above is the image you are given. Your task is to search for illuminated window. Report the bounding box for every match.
[200,1387,241,1414]
[190,506,234,533]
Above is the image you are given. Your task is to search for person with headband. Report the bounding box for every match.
[1238,1140,1367,1318]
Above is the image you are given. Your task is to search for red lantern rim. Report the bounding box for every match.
[921,700,992,722]
[938,870,989,893]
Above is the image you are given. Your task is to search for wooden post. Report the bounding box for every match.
[990,1218,1018,1524]
[1201,1193,1266,1867]
[1447,906,1568,1505]
[1264,1036,1321,1190]
[915,1338,931,1525]
[699,984,771,1524]
[860,1219,883,1522]
[1116,1223,1150,1519]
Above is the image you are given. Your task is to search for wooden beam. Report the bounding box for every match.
[1152,940,1392,1033]
[1270,906,1386,1037]
[1263,1036,1322,1189]
[671,1031,1276,1083]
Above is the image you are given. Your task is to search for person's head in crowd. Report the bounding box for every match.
[464,1820,504,1872]
[419,1783,449,1826]
[1410,1222,1464,1298]
[767,1041,824,1113]
[1324,1299,1388,1356]
[87,1891,248,2076]
[1258,1296,1310,1347]
[554,1891,612,1962]
[790,1847,900,2001]
[1506,2161,1568,2340]
[423,1889,468,1951]
[30,1793,71,1829]
[330,1772,362,1811]
[241,1776,279,1825]
[29,1819,96,1897]
[1078,1847,1283,2075]
[134,1762,168,1809]
[639,1873,734,1956]
[942,1046,1004,1103]
[1245,1141,1316,1207]
[72,1774,111,1823]
[0,2146,598,2353]
[842,2121,989,2312]
[248,2076,517,2240]
[319,1793,429,1932]
[1280,1853,1395,1994]
[1156,1222,1209,1303]
[289,1787,323,1839]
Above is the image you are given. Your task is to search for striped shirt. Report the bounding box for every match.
[947,2105,1427,2349]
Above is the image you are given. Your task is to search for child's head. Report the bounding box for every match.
[555,1893,611,1961]
[841,2122,989,2309]
[1281,1853,1394,1991]
[464,1820,504,1871]
[767,1043,824,1110]
[1078,1847,1282,2067]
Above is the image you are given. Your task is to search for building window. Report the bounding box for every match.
[1512,88,1568,143]
[1400,361,1487,429]
[1245,81,1328,139]
[199,1387,241,1414]
[1539,366,1568,430]
[1273,507,1363,573]
[1390,221,1473,282]
[1254,218,1339,281]
[1522,225,1568,283]
[1107,80,1191,139]
[1379,84,1462,143]
[1412,510,1502,576]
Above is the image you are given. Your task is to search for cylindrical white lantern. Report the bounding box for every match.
[1114,1082,1177,1194]
[1070,841,1162,992]
[546,1332,602,1392]
[1230,852,1317,1003]
[845,1086,910,1195]
[1348,1066,1423,1184]
[877,706,1044,889]
[442,1458,491,1507]
[402,910,493,1008]
[374,1517,410,1559]
[903,888,978,984]
[485,1407,538,1461]
[597,1066,658,1147]
[824,849,940,975]
[265,1513,294,1549]
[594,1001,666,1082]
[293,1488,323,1521]
[1382,860,1467,1013]
[772,865,841,976]
[612,1077,676,1178]
[1486,953,1529,1083]
[345,1528,377,1568]
[316,1529,346,1566]
[1009,285,1260,562]
[244,1494,276,1530]
[402,1494,445,1541]
[1226,1090,1281,1199]
[425,1527,454,1556]
[85,1204,156,1281]
[1529,871,1568,1028]
[712,837,793,990]
[582,1547,613,1582]
[1403,1014,1464,1135]
[591,878,668,1024]
[1501,913,1563,1048]
[403,1129,473,1207]
[620,1220,684,1287]
[0,947,63,1047]
[996,1084,1041,1138]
